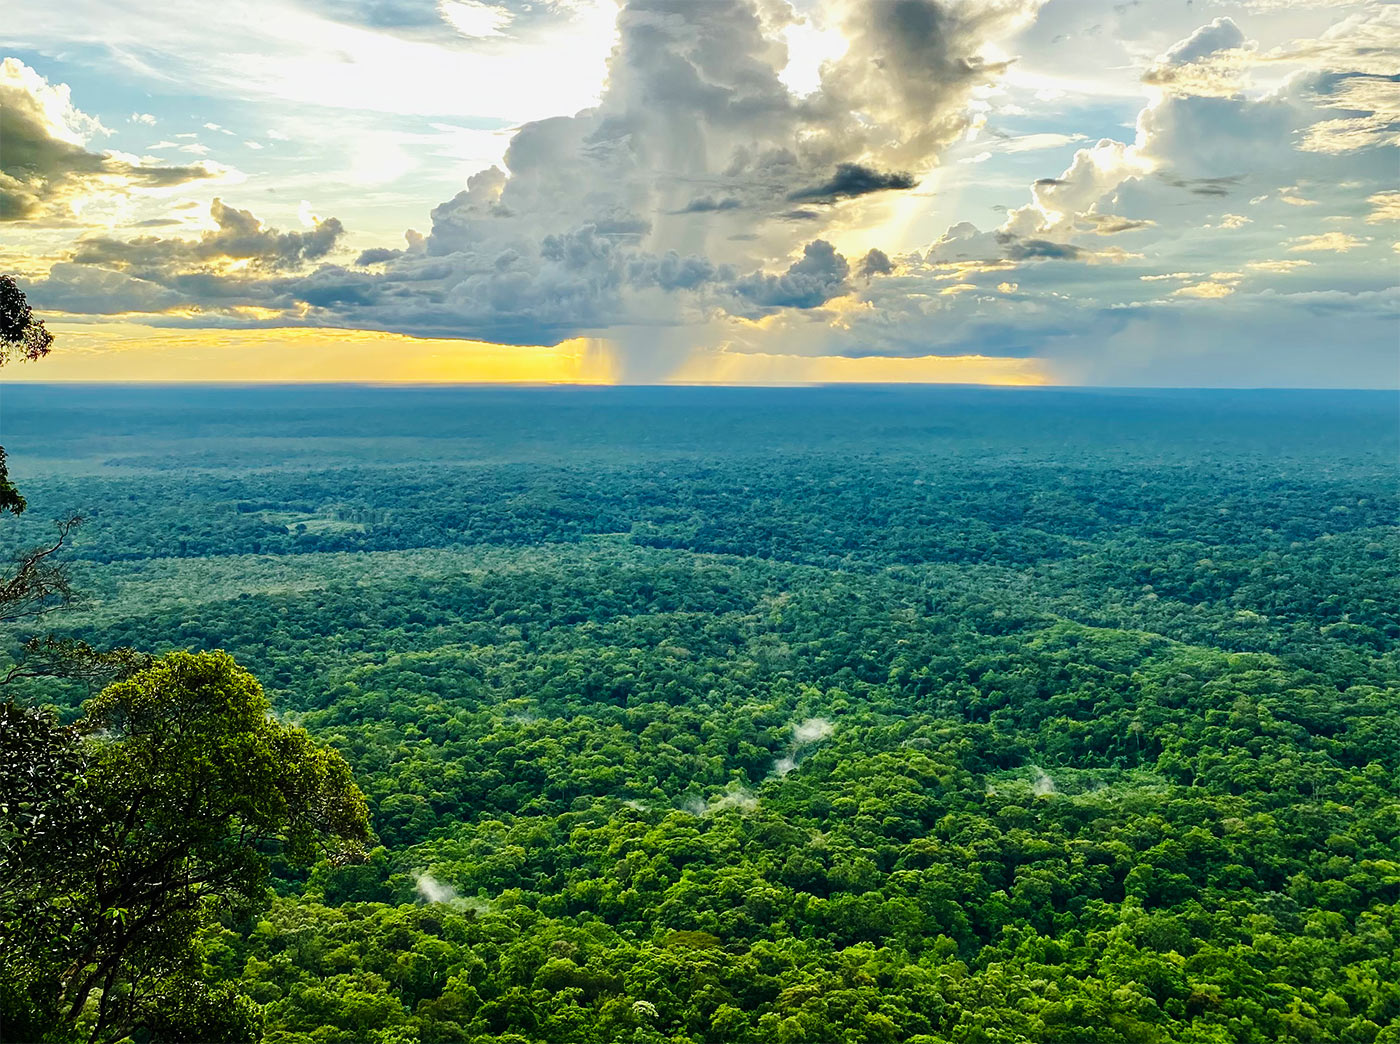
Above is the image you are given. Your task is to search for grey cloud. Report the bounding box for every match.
[998,236,1084,261]
[306,0,580,45]
[857,248,894,280]
[30,261,186,315]
[676,196,743,214]
[1080,214,1155,235]
[628,251,731,291]
[1158,174,1242,197]
[735,239,849,308]
[356,247,404,266]
[72,199,345,272]
[786,163,918,204]
[813,0,1037,168]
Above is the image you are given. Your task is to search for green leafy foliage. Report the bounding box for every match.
[1,652,371,1042]
[2,386,1397,1043]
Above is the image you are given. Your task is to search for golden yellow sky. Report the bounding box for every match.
[2,324,1052,385]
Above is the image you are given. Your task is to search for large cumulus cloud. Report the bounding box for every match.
[34,0,1041,367]
[0,59,214,223]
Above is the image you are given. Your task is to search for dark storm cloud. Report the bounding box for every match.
[856,248,894,280]
[786,163,918,204]
[676,196,743,214]
[735,239,849,308]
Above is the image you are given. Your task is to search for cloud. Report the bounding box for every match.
[356,247,405,266]
[856,247,894,280]
[1245,258,1311,273]
[1141,272,1202,282]
[685,784,759,815]
[735,240,849,308]
[439,0,513,38]
[1001,236,1083,261]
[1142,17,1253,98]
[999,132,1087,153]
[1367,190,1400,223]
[710,788,759,814]
[71,198,345,271]
[1079,213,1154,235]
[786,163,918,204]
[1170,280,1235,299]
[677,196,743,214]
[1287,231,1365,252]
[413,870,492,911]
[277,0,1038,362]
[1299,73,1400,155]
[0,58,214,223]
[17,2,1398,388]
[40,0,1031,371]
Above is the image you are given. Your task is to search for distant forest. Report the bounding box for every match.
[3,385,1398,1044]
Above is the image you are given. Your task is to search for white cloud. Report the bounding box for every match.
[1287,232,1366,252]
[1171,280,1236,299]
[438,0,513,39]
[999,132,1088,153]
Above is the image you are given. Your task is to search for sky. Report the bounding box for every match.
[1,0,1396,386]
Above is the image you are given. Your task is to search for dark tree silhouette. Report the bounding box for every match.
[2,276,54,516]
[0,274,54,369]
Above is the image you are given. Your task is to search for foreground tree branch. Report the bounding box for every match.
[0,514,83,624]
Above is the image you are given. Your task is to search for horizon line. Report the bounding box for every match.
[1,380,1394,392]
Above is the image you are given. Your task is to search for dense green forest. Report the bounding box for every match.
[3,385,1398,1044]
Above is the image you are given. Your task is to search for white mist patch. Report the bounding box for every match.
[414,871,459,904]
[710,787,759,814]
[680,787,758,816]
[414,872,495,913]
[772,716,835,778]
[1031,766,1057,797]
[792,717,834,745]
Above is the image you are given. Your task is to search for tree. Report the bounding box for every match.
[0,274,54,369]
[0,650,372,1043]
[1,276,54,515]
[0,276,80,630]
